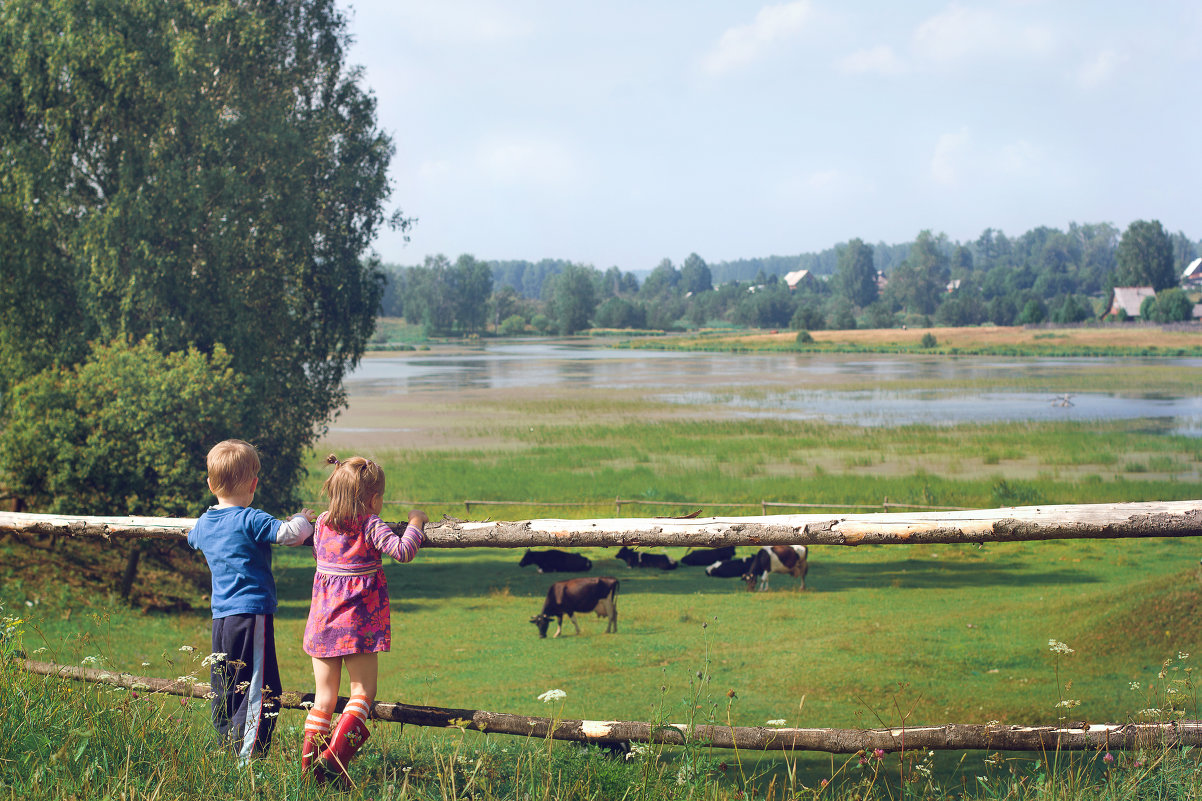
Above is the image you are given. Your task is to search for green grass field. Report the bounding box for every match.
[5,350,1202,799]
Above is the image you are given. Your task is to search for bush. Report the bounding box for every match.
[920,332,937,348]
[0,338,247,516]
[498,314,527,336]
[795,330,814,344]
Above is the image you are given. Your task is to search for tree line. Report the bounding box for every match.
[381,220,1200,337]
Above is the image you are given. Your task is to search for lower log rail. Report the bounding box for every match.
[20,660,1202,754]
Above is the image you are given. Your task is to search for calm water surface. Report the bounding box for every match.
[346,341,1202,434]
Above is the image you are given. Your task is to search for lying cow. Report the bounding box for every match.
[530,577,619,638]
[615,546,677,570]
[518,548,592,573]
[679,545,736,567]
[705,556,751,578]
[742,545,808,591]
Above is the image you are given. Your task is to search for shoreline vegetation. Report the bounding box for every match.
[614,323,1202,357]
[365,320,1202,358]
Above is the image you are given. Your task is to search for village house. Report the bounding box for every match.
[783,269,814,290]
[1107,286,1156,319]
[1183,257,1202,286]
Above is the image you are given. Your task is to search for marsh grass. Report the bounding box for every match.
[624,325,1202,359]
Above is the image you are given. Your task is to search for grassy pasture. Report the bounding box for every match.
[4,346,1202,798]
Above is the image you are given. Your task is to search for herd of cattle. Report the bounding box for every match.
[524,545,809,638]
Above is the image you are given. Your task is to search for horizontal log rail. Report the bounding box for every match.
[17,660,1201,753]
[2,500,1200,548]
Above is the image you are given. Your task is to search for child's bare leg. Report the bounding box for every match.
[343,652,379,705]
[311,656,344,715]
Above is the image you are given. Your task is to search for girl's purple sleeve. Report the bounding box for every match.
[365,515,423,563]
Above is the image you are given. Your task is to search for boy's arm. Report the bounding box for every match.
[275,508,316,546]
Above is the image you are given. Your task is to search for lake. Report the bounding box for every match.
[336,340,1202,436]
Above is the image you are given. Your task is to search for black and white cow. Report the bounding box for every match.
[615,546,677,570]
[742,545,808,591]
[530,577,620,638]
[679,545,736,567]
[518,549,592,573]
[704,556,751,578]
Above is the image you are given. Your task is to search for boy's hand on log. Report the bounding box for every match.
[407,509,429,528]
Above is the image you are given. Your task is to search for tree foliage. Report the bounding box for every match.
[834,238,878,308]
[1115,220,1176,291]
[0,0,397,510]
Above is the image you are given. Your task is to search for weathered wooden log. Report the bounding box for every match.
[18,660,1201,753]
[2,500,1201,548]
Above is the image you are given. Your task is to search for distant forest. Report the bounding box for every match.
[379,221,1201,337]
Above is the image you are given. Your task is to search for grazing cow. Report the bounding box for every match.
[614,546,677,570]
[742,545,808,591]
[530,577,619,638]
[704,556,751,578]
[679,545,736,567]
[518,549,592,573]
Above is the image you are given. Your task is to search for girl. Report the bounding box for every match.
[301,454,428,784]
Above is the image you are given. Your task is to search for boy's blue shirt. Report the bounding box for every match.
[187,505,283,618]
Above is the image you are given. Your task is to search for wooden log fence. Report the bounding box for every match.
[18,660,1202,754]
[2,499,1200,548]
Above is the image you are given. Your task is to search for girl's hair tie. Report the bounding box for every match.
[326,453,342,467]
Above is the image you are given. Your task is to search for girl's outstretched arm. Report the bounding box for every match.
[365,513,424,563]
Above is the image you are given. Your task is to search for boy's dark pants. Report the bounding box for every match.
[210,613,282,760]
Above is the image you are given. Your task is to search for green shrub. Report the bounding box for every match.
[0,338,247,516]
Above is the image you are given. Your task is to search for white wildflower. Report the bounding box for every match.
[32,647,46,654]
[537,689,566,703]
[300,700,314,709]
[81,656,100,665]
[766,719,786,727]
[178,645,195,653]
[1048,640,1074,655]
[626,742,650,761]
[1178,652,1191,661]
[1138,708,1162,717]
[141,662,151,667]
[1055,699,1081,709]
[1129,681,1141,691]
[235,681,250,693]
[201,652,227,667]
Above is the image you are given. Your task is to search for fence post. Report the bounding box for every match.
[465,501,472,515]
[882,496,889,512]
[762,500,767,515]
[615,496,621,516]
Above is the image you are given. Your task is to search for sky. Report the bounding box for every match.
[341,1,1202,272]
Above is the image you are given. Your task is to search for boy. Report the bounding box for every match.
[187,439,315,761]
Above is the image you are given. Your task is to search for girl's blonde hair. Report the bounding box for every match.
[322,454,385,530]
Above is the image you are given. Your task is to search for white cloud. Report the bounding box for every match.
[702,1,813,76]
[1077,49,1127,88]
[999,140,1040,176]
[912,3,1053,64]
[837,45,905,76]
[930,127,971,187]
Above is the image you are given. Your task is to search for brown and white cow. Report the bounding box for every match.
[530,576,620,638]
[742,545,808,591]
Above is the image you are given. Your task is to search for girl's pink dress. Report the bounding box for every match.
[303,512,423,658]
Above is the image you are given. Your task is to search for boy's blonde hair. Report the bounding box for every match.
[207,439,261,497]
[322,454,385,530]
